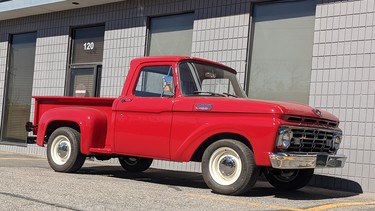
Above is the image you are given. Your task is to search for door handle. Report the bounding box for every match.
[121,98,133,103]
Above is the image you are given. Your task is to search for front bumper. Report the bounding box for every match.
[269,153,347,169]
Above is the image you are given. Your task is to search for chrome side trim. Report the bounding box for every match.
[269,153,346,169]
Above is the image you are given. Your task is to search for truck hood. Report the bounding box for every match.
[196,98,339,122]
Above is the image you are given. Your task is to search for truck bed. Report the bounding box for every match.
[34,96,115,124]
[33,96,116,150]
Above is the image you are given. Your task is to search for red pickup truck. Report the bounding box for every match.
[26,56,346,195]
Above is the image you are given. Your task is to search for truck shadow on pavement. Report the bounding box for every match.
[78,165,360,200]
[79,165,207,189]
[245,180,360,200]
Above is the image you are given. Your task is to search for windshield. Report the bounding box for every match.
[178,61,246,98]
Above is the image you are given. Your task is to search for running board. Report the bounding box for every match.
[89,147,112,154]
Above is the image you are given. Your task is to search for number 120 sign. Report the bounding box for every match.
[83,42,95,51]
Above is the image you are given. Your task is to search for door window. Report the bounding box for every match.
[134,66,174,97]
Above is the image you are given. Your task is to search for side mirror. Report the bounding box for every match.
[162,75,174,96]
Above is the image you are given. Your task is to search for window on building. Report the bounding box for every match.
[2,32,37,145]
[148,13,194,56]
[134,66,174,97]
[68,25,104,97]
[247,0,316,104]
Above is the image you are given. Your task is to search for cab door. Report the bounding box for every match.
[113,64,175,159]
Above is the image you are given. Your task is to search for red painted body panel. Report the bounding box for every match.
[113,96,173,159]
[171,98,280,164]
[34,97,115,154]
[31,56,341,167]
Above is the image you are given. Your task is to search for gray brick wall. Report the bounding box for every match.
[311,0,375,193]
[30,35,70,122]
[191,1,251,88]
[100,0,250,97]
[101,26,146,97]
[33,35,68,96]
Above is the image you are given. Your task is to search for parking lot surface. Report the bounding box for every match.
[0,151,374,211]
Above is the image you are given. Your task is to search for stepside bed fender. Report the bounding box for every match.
[36,107,108,155]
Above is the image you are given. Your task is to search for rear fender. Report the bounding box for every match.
[36,107,108,155]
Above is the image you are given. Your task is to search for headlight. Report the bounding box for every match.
[333,133,342,150]
[276,127,293,150]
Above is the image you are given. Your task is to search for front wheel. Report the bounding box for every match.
[118,156,153,172]
[47,127,86,173]
[264,169,314,190]
[202,139,259,195]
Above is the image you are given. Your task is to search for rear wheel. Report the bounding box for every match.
[47,127,86,173]
[202,139,259,195]
[264,169,314,190]
[118,156,153,172]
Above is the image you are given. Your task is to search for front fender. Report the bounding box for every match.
[36,107,108,155]
[172,125,253,161]
[171,115,279,166]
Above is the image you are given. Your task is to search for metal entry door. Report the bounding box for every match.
[68,65,101,97]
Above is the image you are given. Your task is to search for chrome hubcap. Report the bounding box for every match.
[50,135,71,165]
[58,142,69,158]
[209,147,242,186]
[219,156,236,176]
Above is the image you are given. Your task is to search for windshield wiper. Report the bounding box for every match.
[193,91,227,97]
[223,92,238,98]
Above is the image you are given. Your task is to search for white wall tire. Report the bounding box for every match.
[50,135,72,165]
[202,139,259,195]
[47,127,86,173]
[208,147,242,186]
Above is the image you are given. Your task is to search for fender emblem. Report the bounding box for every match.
[195,104,213,111]
[312,108,322,117]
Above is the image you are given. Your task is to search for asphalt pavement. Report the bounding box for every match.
[0,150,374,211]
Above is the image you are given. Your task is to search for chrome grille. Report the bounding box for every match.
[282,115,338,128]
[287,127,336,153]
